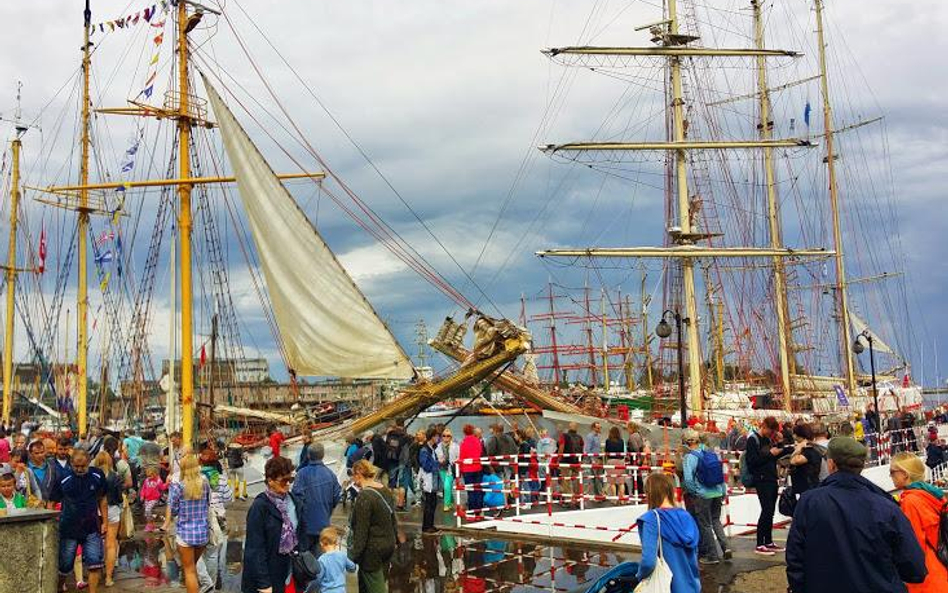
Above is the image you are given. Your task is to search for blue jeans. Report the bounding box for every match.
[59,532,104,574]
[463,471,483,511]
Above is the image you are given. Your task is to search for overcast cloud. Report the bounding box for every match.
[0,0,944,390]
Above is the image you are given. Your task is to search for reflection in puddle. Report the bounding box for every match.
[117,530,628,593]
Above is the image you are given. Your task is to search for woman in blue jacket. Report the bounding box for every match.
[635,472,701,593]
[242,456,301,593]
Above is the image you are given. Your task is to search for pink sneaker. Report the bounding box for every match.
[766,542,786,553]
[754,545,776,556]
[76,582,89,590]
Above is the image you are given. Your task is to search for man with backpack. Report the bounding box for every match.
[682,429,731,565]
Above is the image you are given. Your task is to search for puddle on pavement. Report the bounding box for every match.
[118,530,631,592]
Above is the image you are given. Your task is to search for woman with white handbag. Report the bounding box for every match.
[634,472,701,593]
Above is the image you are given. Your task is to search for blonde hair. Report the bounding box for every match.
[351,459,378,480]
[891,452,926,483]
[180,454,204,500]
[94,451,113,475]
[320,526,340,548]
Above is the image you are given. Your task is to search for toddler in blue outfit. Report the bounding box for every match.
[306,526,356,593]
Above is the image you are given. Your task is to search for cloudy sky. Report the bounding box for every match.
[0,0,944,392]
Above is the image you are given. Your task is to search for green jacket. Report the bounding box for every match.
[0,492,27,510]
[348,486,397,572]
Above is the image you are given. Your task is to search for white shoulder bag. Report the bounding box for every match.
[634,510,674,593]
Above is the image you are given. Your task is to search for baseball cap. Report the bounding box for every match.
[827,436,867,464]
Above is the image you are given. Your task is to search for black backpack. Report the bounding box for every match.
[386,433,403,463]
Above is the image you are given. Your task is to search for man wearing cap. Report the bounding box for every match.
[681,429,731,565]
[786,437,927,593]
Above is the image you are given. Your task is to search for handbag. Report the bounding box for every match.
[208,509,225,547]
[291,548,320,588]
[633,510,674,593]
[23,473,42,509]
[778,485,796,518]
[119,494,135,540]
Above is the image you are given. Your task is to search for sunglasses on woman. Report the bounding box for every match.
[275,475,295,485]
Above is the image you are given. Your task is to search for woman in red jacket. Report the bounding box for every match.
[459,424,484,512]
[891,452,946,593]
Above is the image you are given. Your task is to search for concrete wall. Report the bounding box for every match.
[0,510,59,593]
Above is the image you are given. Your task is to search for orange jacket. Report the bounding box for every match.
[900,488,948,593]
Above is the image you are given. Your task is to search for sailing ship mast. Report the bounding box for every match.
[1,117,26,427]
[814,0,857,399]
[176,0,197,444]
[77,0,92,438]
[753,0,794,410]
[537,1,833,419]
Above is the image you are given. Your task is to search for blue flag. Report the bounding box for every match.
[804,101,812,127]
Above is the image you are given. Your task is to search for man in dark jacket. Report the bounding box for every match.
[744,416,788,555]
[786,437,926,593]
[291,443,342,553]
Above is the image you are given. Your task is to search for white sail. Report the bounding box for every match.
[204,78,413,379]
[850,312,896,356]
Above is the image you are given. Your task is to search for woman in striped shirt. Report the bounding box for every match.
[168,453,210,593]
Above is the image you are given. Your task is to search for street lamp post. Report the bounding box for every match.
[656,310,689,427]
[853,330,878,426]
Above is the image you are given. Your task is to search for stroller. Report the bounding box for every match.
[575,561,640,593]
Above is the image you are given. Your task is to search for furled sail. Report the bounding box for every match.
[204,77,413,379]
[850,312,896,356]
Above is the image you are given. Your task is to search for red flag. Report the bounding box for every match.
[199,344,207,368]
[903,373,911,388]
[37,227,46,274]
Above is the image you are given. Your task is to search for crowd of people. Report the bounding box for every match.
[0,426,239,593]
[2,406,947,593]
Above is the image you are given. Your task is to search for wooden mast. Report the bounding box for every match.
[667,0,703,416]
[2,128,24,427]
[177,0,196,445]
[601,288,610,392]
[814,0,857,398]
[753,0,794,410]
[77,0,92,438]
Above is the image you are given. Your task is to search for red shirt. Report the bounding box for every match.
[269,431,284,457]
[459,435,483,473]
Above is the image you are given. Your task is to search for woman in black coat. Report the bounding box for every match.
[242,456,300,593]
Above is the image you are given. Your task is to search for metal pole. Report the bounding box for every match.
[869,336,878,418]
[677,312,687,426]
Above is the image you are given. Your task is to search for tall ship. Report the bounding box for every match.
[0,0,927,442]
[521,0,923,423]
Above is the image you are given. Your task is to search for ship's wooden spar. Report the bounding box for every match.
[430,318,584,416]
[311,326,532,440]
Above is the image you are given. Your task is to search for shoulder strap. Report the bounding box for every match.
[367,487,395,517]
[654,510,664,558]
